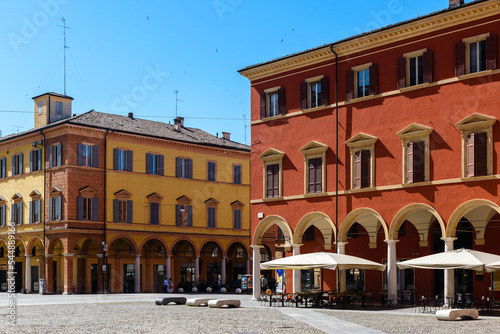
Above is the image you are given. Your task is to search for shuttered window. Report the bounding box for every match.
[49,196,62,221]
[114,199,133,223]
[207,206,216,228]
[307,158,322,193]
[266,164,279,198]
[458,34,497,75]
[176,157,193,179]
[77,144,98,168]
[207,161,216,181]
[49,143,63,168]
[260,88,286,119]
[29,199,41,224]
[0,157,6,178]
[233,164,242,184]
[354,150,371,189]
[78,196,98,221]
[113,149,133,172]
[467,132,488,177]
[150,202,159,225]
[30,149,42,172]
[407,141,425,183]
[0,205,5,227]
[12,153,23,176]
[301,77,329,109]
[146,153,164,175]
[176,204,193,227]
[233,208,242,229]
[11,202,23,225]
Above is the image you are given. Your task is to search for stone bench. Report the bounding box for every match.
[186,298,215,307]
[207,299,241,308]
[436,308,478,321]
[155,297,187,306]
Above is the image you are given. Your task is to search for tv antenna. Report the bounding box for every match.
[57,17,71,95]
[174,90,183,117]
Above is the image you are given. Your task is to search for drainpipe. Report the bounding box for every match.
[41,130,46,293]
[103,130,108,293]
[330,44,340,291]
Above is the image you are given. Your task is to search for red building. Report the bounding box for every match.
[240,0,500,304]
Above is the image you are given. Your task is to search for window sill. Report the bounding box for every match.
[347,94,376,103]
[303,192,327,198]
[460,175,496,182]
[301,105,329,114]
[261,114,286,122]
[401,181,432,187]
[458,70,494,81]
[262,197,284,202]
[349,187,375,193]
[399,83,430,93]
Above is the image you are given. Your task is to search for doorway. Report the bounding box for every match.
[123,264,135,293]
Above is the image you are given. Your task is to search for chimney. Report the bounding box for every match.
[174,117,184,131]
[449,0,464,8]
[222,132,230,140]
[128,112,133,118]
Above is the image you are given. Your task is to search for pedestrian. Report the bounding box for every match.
[168,278,174,293]
[260,275,268,293]
[217,277,221,292]
[163,277,168,293]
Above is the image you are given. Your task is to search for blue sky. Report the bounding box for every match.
[0,0,451,144]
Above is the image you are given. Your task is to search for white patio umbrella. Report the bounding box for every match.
[260,251,386,271]
[485,260,500,272]
[397,248,500,271]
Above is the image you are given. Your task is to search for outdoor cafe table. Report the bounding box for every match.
[268,292,286,307]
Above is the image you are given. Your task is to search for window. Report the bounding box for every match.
[346,133,377,190]
[49,196,62,221]
[150,202,160,225]
[38,101,43,115]
[346,63,378,100]
[456,34,497,76]
[176,204,193,226]
[207,207,216,228]
[398,49,433,88]
[207,161,216,181]
[146,153,164,175]
[233,208,242,229]
[300,141,328,194]
[233,164,242,184]
[300,76,329,110]
[11,202,23,225]
[77,187,98,221]
[0,157,6,178]
[0,202,6,227]
[56,101,63,115]
[30,149,42,172]
[49,143,62,168]
[266,164,279,198]
[176,157,192,179]
[113,148,133,172]
[259,148,285,199]
[113,199,133,223]
[77,143,98,168]
[456,113,495,178]
[260,87,285,119]
[147,192,163,225]
[29,199,41,224]
[12,153,23,176]
[397,124,432,184]
[307,158,323,193]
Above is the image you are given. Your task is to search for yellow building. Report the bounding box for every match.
[0,93,250,294]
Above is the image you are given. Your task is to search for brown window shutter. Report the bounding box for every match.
[369,64,378,95]
[346,70,354,100]
[260,92,266,119]
[467,133,475,176]
[266,166,273,198]
[423,50,433,83]
[486,34,498,70]
[308,159,315,193]
[407,142,414,183]
[413,141,425,182]
[354,151,361,189]
[361,150,371,188]
[320,77,329,106]
[278,88,286,115]
[456,42,466,76]
[475,132,488,176]
[300,81,307,110]
[397,57,406,89]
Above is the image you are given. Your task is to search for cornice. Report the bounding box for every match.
[240,1,500,82]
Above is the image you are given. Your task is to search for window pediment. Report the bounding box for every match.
[0,196,5,204]
[114,189,132,200]
[11,193,22,201]
[176,195,192,204]
[231,200,245,208]
[345,133,378,149]
[50,187,62,198]
[300,141,328,155]
[456,113,496,131]
[397,123,433,140]
[29,190,41,200]
[79,186,97,197]
[147,192,164,201]
[259,148,285,162]
[204,198,219,206]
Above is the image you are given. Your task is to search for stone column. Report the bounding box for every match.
[292,244,302,293]
[25,255,32,293]
[135,254,141,293]
[194,256,200,287]
[63,253,74,294]
[386,240,399,305]
[76,255,87,293]
[251,245,262,301]
[166,255,171,280]
[221,256,227,285]
[442,237,457,304]
[336,242,348,292]
[246,257,251,275]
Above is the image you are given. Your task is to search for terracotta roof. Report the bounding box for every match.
[0,110,250,152]
[31,92,74,100]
